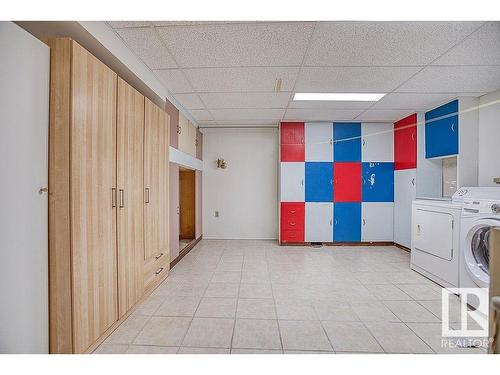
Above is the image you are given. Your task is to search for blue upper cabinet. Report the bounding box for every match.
[425,100,459,158]
[334,123,361,162]
[305,162,333,202]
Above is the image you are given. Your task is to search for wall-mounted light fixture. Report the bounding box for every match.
[217,158,227,169]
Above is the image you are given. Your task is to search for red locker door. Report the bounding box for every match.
[334,162,362,202]
[280,202,305,243]
[281,122,305,162]
[394,114,417,170]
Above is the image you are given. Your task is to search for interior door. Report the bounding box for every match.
[116,77,144,317]
[394,169,416,247]
[305,122,333,161]
[305,203,333,242]
[179,169,196,240]
[70,41,118,353]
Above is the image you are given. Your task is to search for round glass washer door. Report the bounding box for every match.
[464,220,497,288]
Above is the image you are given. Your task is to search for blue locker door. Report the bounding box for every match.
[334,202,361,242]
[425,100,459,158]
[305,162,333,202]
[362,162,394,202]
[334,123,361,162]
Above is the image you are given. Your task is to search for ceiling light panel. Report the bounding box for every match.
[293,93,386,101]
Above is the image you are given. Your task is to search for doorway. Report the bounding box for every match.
[179,167,196,252]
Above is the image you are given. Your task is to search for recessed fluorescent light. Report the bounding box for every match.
[293,93,386,101]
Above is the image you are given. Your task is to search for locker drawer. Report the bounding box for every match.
[281,229,304,243]
[281,144,305,162]
[281,202,305,219]
[144,252,169,291]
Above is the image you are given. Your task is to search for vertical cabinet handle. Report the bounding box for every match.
[111,188,117,208]
[301,179,304,186]
[145,188,150,204]
[451,123,455,132]
[330,219,333,226]
[362,219,366,226]
[411,178,415,186]
[177,125,182,134]
[119,189,124,208]
[362,139,366,146]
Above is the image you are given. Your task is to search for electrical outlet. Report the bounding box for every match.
[214,210,219,218]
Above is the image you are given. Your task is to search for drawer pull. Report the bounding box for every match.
[155,253,164,260]
[155,267,164,276]
[290,210,296,214]
[290,222,296,226]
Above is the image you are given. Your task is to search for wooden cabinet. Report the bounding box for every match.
[144,98,170,291]
[178,112,197,156]
[117,77,145,317]
[48,39,170,353]
[196,128,203,160]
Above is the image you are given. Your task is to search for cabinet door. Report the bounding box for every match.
[70,41,118,353]
[362,202,394,241]
[394,114,417,170]
[425,100,459,158]
[144,99,162,261]
[159,111,170,256]
[334,123,361,162]
[333,202,361,242]
[305,122,333,161]
[305,162,333,202]
[333,162,361,202]
[280,162,305,202]
[281,202,305,243]
[281,122,305,162]
[394,169,416,248]
[361,123,394,162]
[116,78,145,318]
[196,128,203,160]
[178,111,190,154]
[362,162,394,202]
[187,121,197,156]
[305,203,333,242]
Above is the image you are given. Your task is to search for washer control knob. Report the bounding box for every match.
[492,203,500,213]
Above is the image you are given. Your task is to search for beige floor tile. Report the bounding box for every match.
[126,345,178,354]
[275,299,317,320]
[418,296,466,322]
[178,347,230,354]
[350,301,400,322]
[195,297,237,318]
[106,315,150,344]
[211,271,242,283]
[312,301,360,321]
[395,284,442,300]
[284,350,334,354]
[236,298,276,319]
[134,317,191,347]
[279,320,333,352]
[384,300,440,323]
[154,296,201,317]
[239,283,273,299]
[182,318,234,348]
[231,348,282,354]
[321,321,383,353]
[364,321,434,353]
[232,319,282,350]
[241,272,271,284]
[93,344,129,354]
[204,282,240,298]
[134,294,166,315]
[365,284,412,301]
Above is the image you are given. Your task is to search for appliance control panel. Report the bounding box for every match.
[462,199,500,215]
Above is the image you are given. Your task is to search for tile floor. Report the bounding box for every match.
[94,240,487,354]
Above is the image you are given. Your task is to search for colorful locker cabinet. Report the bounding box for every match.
[334,202,361,242]
[425,100,459,158]
[281,122,305,161]
[394,114,417,170]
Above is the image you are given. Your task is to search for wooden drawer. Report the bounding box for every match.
[144,252,169,291]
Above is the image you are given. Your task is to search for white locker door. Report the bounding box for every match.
[280,162,305,202]
[362,202,394,241]
[305,203,333,242]
[361,123,394,162]
[394,169,416,248]
[305,122,333,161]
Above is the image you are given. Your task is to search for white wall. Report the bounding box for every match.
[0,22,49,353]
[478,89,500,186]
[203,128,278,239]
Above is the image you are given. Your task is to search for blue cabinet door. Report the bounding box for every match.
[305,162,333,202]
[425,100,459,158]
[334,202,361,242]
[334,123,361,162]
[362,162,394,202]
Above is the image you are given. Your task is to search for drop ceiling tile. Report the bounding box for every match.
[108,21,151,28]
[432,22,500,66]
[355,109,418,122]
[288,99,373,110]
[305,21,483,66]
[283,108,363,122]
[174,93,205,109]
[199,92,291,109]
[209,108,285,121]
[295,66,420,93]
[183,67,300,92]
[198,120,277,128]
[154,69,193,93]
[116,27,177,69]
[156,22,314,67]
[371,93,458,110]
[397,66,500,93]
[189,109,213,121]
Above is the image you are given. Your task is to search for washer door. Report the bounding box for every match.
[463,219,497,287]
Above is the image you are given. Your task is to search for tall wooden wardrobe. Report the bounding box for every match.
[48,38,170,354]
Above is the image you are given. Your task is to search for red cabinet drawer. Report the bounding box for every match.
[281,122,305,162]
[280,202,305,243]
[394,114,417,170]
[334,162,362,202]
[281,230,304,243]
